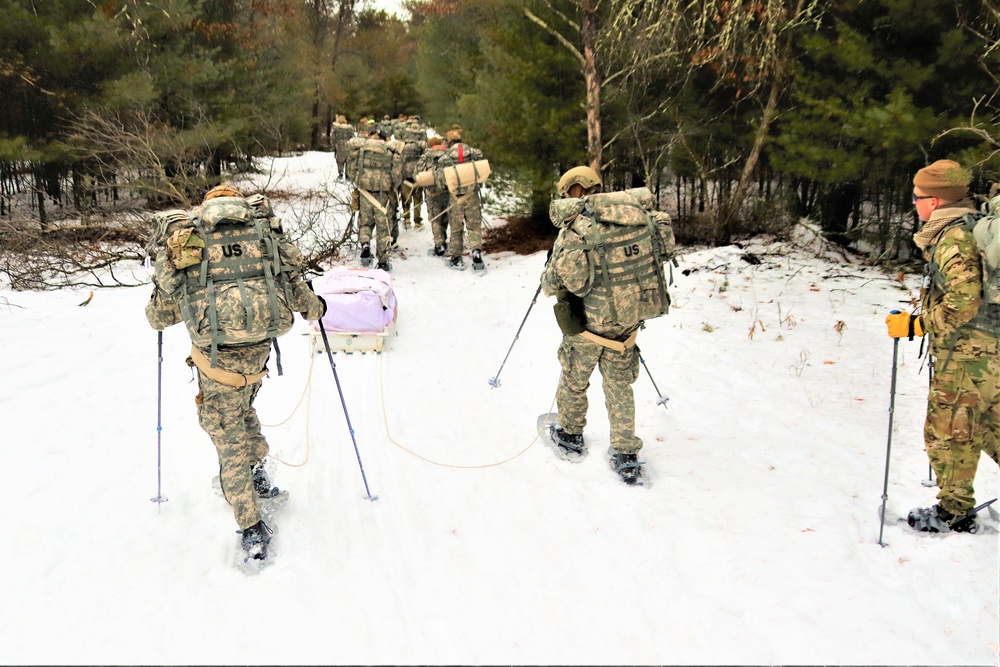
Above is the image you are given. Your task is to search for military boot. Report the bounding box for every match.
[252,460,281,499]
[360,243,372,268]
[553,427,584,454]
[907,504,978,533]
[472,249,485,272]
[610,451,642,485]
[240,520,271,560]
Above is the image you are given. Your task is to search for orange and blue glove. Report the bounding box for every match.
[885,310,924,340]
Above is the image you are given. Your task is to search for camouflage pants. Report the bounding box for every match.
[556,330,642,454]
[447,189,482,258]
[358,190,392,263]
[426,191,450,248]
[925,353,1000,514]
[402,183,424,226]
[334,142,349,177]
[388,190,400,242]
[194,344,272,530]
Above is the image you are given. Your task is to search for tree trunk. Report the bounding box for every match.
[310,95,323,150]
[580,1,602,173]
[715,72,783,245]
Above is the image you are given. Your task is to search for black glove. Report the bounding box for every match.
[316,295,327,317]
[545,247,554,266]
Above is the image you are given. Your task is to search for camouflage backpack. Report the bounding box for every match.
[155,195,298,366]
[400,129,427,179]
[347,139,398,192]
[332,123,355,142]
[550,187,675,328]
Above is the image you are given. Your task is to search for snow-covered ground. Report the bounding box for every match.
[1,152,997,665]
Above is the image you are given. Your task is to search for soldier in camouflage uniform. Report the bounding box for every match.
[540,166,673,484]
[378,114,394,138]
[885,160,1000,533]
[390,113,409,140]
[145,184,326,554]
[440,131,485,270]
[399,121,428,230]
[344,127,402,271]
[417,136,451,256]
[330,114,356,178]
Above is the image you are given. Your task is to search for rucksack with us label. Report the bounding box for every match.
[157,195,297,366]
[551,187,675,328]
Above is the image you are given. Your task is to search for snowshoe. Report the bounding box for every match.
[537,412,587,462]
[360,243,372,268]
[610,450,644,486]
[447,256,466,271]
[472,250,486,274]
[376,260,392,272]
[907,499,997,534]
[428,244,447,257]
[240,520,271,561]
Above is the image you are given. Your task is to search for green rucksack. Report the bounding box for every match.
[961,193,1000,334]
[164,196,297,366]
[552,187,675,328]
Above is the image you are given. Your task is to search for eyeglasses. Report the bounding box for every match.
[912,194,935,203]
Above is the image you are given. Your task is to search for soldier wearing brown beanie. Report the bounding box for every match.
[885,159,999,533]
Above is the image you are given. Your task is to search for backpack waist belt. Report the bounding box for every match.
[578,329,638,353]
[188,345,268,387]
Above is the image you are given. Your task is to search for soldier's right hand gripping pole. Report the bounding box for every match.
[317,317,378,502]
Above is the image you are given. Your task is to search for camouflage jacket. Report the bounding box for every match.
[919,199,1000,360]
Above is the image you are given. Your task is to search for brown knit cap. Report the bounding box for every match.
[427,137,444,147]
[445,130,461,143]
[913,159,971,201]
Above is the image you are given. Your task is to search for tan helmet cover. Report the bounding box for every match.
[557,166,602,197]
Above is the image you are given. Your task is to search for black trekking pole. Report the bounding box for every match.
[921,365,936,487]
[151,331,168,505]
[317,318,378,502]
[877,337,900,547]
[636,347,669,411]
[488,283,542,389]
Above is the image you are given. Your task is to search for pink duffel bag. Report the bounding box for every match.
[310,267,396,333]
